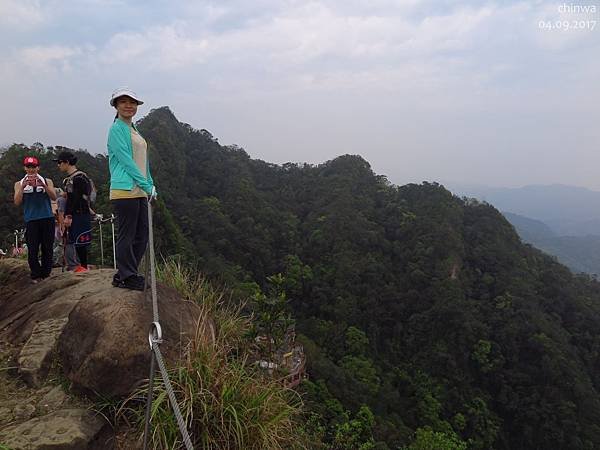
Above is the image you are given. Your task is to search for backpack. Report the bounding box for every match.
[63,170,97,207]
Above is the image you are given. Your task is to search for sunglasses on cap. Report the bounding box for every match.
[56,160,67,165]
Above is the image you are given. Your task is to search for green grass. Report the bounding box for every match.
[119,257,309,449]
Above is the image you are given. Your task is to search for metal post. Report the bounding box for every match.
[111,214,116,270]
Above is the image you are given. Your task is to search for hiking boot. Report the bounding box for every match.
[115,275,144,291]
[73,265,89,274]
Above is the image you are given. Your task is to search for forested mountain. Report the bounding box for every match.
[2,107,600,449]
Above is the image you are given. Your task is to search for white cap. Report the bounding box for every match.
[110,87,144,107]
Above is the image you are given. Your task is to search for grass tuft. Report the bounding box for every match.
[119,257,308,449]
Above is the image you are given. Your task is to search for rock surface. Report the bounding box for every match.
[0,408,111,450]
[0,259,211,397]
[38,385,68,412]
[13,403,36,421]
[0,259,82,344]
[18,317,69,387]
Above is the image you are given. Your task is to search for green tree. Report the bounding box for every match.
[346,326,369,356]
[251,273,294,360]
[405,427,467,450]
[332,405,376,450]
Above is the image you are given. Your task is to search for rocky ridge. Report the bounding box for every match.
[0,259,208,449]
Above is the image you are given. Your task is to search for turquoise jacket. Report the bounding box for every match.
[107,118,154,194]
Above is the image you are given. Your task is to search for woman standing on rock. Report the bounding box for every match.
[107,88,157,291]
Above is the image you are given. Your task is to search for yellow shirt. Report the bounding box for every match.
[110,127,148,200]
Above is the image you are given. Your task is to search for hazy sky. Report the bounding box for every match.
[1,0,599,188]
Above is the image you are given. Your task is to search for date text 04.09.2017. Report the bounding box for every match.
[538,20,597,31]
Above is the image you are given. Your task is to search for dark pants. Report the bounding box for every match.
[64,243,80,270]
[25,217,55,279]
[112,197,148,280]
[76,246,88,268]
[67,213,92,268]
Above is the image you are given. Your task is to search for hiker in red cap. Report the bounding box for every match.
[13,155,58,283]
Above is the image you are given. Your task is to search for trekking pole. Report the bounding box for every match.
[110,214,116,269]
[62,230,68,273]
[97,214,104,271]
[14,230,18,250]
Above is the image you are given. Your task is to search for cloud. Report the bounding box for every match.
[98,25,210,69]
[10,1,589,90]
[18,45,84,71]
[85,1,497,91]
[0,0,46,28]
[1,0,599,189]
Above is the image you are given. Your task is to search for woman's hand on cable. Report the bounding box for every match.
[148,186,158,203]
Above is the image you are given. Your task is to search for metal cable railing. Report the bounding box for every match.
[142,200,194,450]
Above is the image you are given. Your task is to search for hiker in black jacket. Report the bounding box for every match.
[54,151,93,273]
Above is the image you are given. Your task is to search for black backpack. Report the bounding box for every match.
[63,170,97,207]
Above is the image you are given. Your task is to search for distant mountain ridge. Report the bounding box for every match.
[502,212,556,242]
[503,211,600,275]
[447,182,600,236]
[446,183,600,275]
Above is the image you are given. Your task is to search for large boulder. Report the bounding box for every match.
[58,278,202,396]
[0,259,211,398]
